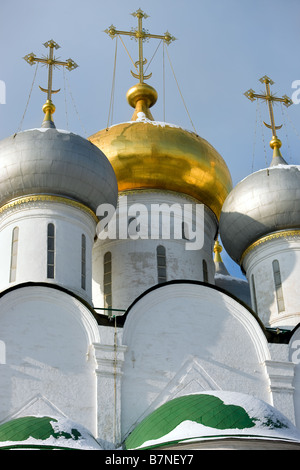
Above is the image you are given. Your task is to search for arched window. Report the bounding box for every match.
[251,274,257,312]
[272,259,285,313]
[182,221,189,240]
[157,245,167,284]
[9,226,19,283]
[47,223,55,279]
[104,252,112,309]
[0,340,5,365]
[202,259,208,282]
[81,234,86,290]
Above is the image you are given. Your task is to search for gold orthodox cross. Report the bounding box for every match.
[244,76,292,145]
[24,40,78,126]
[105,9,175,83]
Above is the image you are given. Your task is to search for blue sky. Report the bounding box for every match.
[1,0,300,278]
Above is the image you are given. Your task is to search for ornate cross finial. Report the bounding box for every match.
[24,40,78,127]
[105,9,175,84]
[244,76,292,153]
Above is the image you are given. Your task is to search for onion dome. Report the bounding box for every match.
[221,76,299,266]
[10,38,118,213]
[0,127,118,213]
[89,82,232,220]
[0,415,103,450]
[124,391,300,450]
[219,139,300,265]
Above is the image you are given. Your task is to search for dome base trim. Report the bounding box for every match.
[240,229,300,266]
[0,195,98,223]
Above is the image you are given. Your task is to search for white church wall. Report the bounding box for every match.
[120,282,272,440]
[243,234,300,329]
[0,199,96,303]
[0,286,100,435]
[93,191,217,311]
[289,326,300,429]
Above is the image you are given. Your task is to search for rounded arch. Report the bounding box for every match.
[0,282,101,344]
[122,281,270,364]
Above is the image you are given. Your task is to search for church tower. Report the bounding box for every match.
[89,10,232,312]
[2,11,300,452]
[220,76,300,329]
[0,40,117,304]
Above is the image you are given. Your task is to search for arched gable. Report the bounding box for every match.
[0,284,100,433]
[121,281,271,438]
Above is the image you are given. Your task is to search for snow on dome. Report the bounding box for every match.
[124,391,300,450]
[22,127,72,134]
[0,415,108,450]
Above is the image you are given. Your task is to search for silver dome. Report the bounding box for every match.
[219,164,300,265]
[0,128,118,212]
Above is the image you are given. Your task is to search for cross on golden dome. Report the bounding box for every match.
[244,76,292,152]
[24,40,78,127]
[105,9,176,84]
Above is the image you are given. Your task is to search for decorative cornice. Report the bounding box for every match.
[0,195,98,222]
[93,343,127,377]
[241,230,300,265]
[264,360,295,395]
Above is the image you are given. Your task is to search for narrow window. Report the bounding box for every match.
[104,252,112,309]
[157,245,167,284]
[0,340,5,365]
[9,227,19,283]
[81,234,86,290]
[202,259,208,282]
[47,223,55,279]
[272,260,285,313]
[251,274,257,312]
[182,221,188,240]
[128,217,137,238]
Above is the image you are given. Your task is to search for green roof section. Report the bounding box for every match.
[125,394,256,450]
[0,416,78,443]
[0,415,101,450]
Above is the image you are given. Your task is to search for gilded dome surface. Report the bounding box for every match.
[89,85,232,220]
[0,128,118,212]
[220,163,300,265]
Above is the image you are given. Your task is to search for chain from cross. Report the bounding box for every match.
[244,75,293,140]
[105,8,176,83]
[24,40,78,125]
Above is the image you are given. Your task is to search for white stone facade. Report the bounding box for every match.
[242,231,300,328]
[0,286,100,435]
[92,191,217,311]
[0,145,300,448]
[1,280,299,446]
[0,197,96,303]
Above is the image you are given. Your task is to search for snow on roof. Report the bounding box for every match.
[125,391,300,450]
[20,127,72,134]
[239,164,300,184]
[0,415,107,450]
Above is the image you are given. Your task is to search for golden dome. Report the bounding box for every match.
[89,83,232,220]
